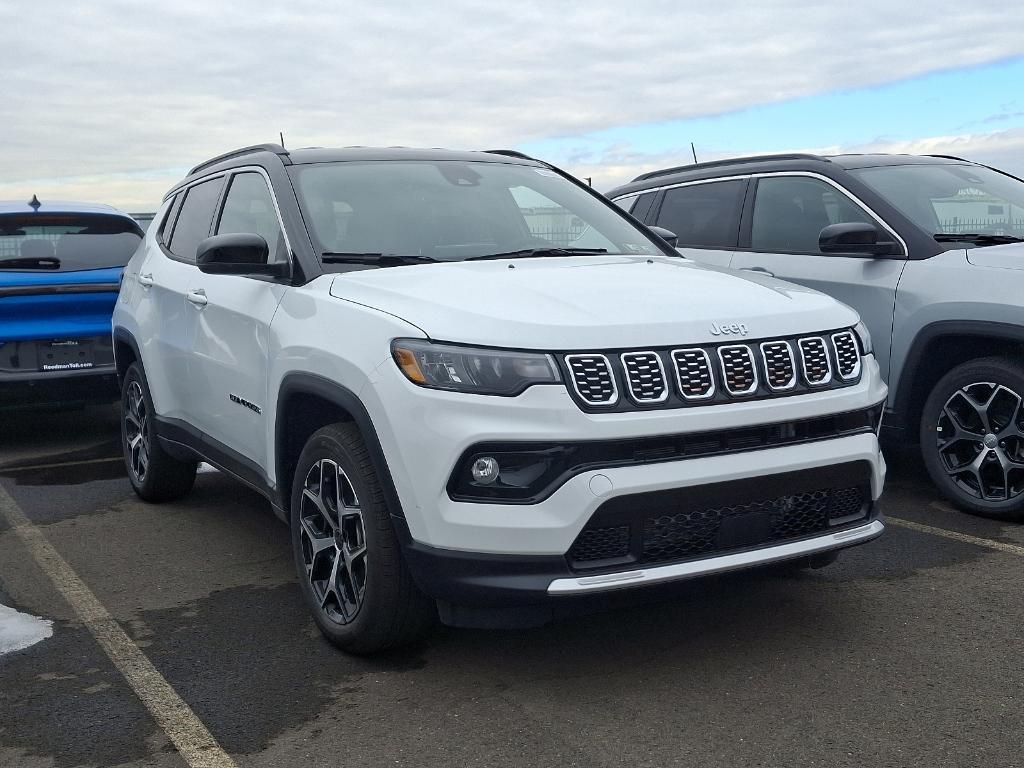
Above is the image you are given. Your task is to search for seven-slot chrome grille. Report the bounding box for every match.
[562,328,862,411]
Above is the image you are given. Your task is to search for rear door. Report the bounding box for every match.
[186,169,291,470]
[647,178,747,268]
[729,174,907,379]
[142,176,224,421]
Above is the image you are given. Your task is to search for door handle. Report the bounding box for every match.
[186,289,208,307]
[137,273,154,288]
[742,267,775,278]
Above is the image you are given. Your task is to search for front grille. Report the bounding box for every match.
[620,351,668,403]
[760,341,796,390]
[561,327,862,412]
[798,337,832,386]
[671,348,715,400]
[565,354,617,405]
[832,331,861,380]
[718,345,757,395]
[566,463,872,571]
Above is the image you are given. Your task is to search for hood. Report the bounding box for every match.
[328,255,859,349]
[966,242,1024,271]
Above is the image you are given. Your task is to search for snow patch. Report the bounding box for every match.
[0,603,53,656]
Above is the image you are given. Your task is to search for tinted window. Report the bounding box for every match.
[655,180,745,247]
[751,176,876,253]
[217,172,286,261]
[0,214,142,272]
[631,192,657,223]
[291,161,663,261]
[612,195,637,212]
[168,178,223,261]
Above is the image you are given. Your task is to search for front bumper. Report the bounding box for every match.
[366,355,888,555]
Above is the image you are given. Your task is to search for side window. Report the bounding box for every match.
[631,192,657,223]
[612,195,637,213]
[158,194,183,244]
[751,176,877,254]
[167,178,223,261]
[655,180,745,248]
[216,172,286,261]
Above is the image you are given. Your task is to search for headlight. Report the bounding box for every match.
[391,339,561,396]
[853,321,872,355]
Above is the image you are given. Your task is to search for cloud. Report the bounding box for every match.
[2,0,1024,208]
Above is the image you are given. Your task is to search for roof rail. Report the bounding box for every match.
[188,144,289,176]
[632,153,828,183]
[483,149,539,162]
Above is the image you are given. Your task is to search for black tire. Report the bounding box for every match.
[290,423,436,654]
[920,357,1024,520]
[121,362,198,502]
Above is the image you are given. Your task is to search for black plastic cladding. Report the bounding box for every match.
[556,328,863,414]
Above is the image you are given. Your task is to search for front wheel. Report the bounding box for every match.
[290,423,435,654]
[920,357,1024,520]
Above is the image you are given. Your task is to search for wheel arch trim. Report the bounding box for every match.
[275,372,406,520]
[893,320,1024,427]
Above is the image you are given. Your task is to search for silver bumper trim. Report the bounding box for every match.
[547,519,885,595]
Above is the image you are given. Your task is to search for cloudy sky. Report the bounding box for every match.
[2,0,1023,210]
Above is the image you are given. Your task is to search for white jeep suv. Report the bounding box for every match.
[113,145,887,653]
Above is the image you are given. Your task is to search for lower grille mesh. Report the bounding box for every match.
[568,479,869,569]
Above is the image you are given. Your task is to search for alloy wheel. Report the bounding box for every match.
[936,381,1024,501]
[124,380,150,483]
[298,458,368,624]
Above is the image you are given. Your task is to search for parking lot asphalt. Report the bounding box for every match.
[1,403,1022,768]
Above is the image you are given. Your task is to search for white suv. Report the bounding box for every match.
[113,145,887,653]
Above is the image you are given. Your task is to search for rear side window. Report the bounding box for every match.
[612,195,636,212]
[168,177,223,261]
[0,213,142,272]
[655,180,745,248]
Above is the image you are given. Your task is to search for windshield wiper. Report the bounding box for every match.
[322,252,439,266]
[0,257,61,270]
[934,233,1024,245]
[465,247,608,262]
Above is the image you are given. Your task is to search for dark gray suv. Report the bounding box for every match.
[609,153,1024,519]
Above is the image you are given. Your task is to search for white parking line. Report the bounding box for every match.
[0,483,238,768]
[887,515,1024,557]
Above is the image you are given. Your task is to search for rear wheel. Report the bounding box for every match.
[920,357,1024,520]
[290,423,435,654]
[120,362,197,502]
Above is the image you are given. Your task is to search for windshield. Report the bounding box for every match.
[290,161,662,262]
[849,163,1024,240]
[0,213,142,270]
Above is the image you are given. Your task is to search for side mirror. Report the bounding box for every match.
[648,226,678,249]
[196,233,290,277]
[819,222,897,257]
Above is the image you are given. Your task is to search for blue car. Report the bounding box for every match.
[1,197,144,407]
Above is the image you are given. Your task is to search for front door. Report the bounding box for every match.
[186,170,291,471]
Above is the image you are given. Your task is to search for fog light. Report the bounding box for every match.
[471,456,500,485]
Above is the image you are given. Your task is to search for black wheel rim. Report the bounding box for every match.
[124,380,150,483]
[936,381,1024,502]
[298,458,367,625]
